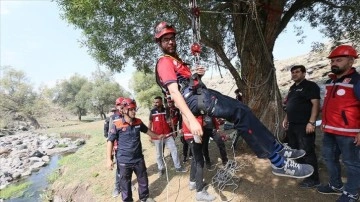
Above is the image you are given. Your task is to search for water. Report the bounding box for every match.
[6,155,60,202]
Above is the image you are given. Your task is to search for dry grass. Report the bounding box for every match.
[41,111,341,202]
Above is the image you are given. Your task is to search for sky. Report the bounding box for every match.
[0,0,329,92]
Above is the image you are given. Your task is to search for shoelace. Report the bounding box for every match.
[285,159,300,169]
[343,191,359,200]
[282,143,292,151]
[330,184,343,192]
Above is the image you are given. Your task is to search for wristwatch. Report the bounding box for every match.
[308,121,316,126]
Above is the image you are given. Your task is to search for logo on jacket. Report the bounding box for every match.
[336,89,346,96]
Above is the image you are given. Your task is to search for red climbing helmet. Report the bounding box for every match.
[121,98,137,109]
[328,45,358,59]
[154,22,176,42]
[115,97,124,105]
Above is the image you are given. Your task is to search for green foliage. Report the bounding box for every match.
[56,0,360,73]
[50,69,130,120]
[52,74,89,120]
[0,181,31,199]
[56,0,360,125]
[87,68,129,118]
[129,71,162,109]
[0,66,47,128]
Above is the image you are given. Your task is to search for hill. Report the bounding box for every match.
[202,46,359,99]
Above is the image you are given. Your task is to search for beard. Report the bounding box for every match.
[331,65,345,75]
[162,44,177,55]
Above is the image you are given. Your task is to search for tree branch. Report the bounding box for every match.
[277,0,317,36]
[318,0,357,9]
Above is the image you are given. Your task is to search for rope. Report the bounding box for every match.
[160,137,170,202]
[209,144,247,202]
[190,0,201,66]
[160,129,182,202]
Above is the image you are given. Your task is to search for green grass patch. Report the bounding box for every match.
[56,144,68,148]
[47,169,61,184]
[0,181,31,199]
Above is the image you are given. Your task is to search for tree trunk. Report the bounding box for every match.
[26,115,41,129]
[229,0,286,136]
[77,108,82,121]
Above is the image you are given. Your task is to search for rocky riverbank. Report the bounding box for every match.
[0,131,85,189]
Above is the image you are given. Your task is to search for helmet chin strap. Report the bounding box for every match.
[123,109,134,122]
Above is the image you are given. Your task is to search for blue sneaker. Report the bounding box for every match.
[277,143,305,159]
[272,159,314,178]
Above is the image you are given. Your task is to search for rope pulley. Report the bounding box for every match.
[191,42,201,56]
[190,0,201,65]
[191,7,200,17]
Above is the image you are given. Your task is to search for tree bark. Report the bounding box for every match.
[26,115,41,129]
[225,0,286,134]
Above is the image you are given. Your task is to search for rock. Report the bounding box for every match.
[21,170,31,177]
[74,139,86,146]
[12,172,21,179]
[42,155,50,162]
[31,150,45,158]
[0,147,11,155]
[30,161,46,171]
[29,157,42,163]
[12,140,23,145]
[16,144,27,150]
[0,130,82,188]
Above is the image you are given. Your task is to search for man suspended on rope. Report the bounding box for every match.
[154,22,314,183]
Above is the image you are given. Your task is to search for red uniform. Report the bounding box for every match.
[322,68,360,137]
[149,107,172,139]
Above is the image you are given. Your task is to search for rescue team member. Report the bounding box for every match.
[282,65,321,189]
[107,98,165,202]
[202,115,228,169]
[182,116,216,201]
[154,21,313,180]
[316,45,360,202]
[148,96,186,177]
[106,97,124,197]
[168,99,181,136]
[104,108,117,138]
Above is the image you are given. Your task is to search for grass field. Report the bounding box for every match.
[1,109,344,202]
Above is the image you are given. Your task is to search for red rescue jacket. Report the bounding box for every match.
[322,68,360,137]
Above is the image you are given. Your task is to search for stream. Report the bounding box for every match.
[5,155,60,202]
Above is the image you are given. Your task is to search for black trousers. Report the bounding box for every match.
[287,123,319,181]
[185,88,276,158]
[181,136,192,159]
[202,128,228,164]
[187,139,205,192]
[118,159,149,201]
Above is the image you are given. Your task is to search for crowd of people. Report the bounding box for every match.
[103,21,359,202]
